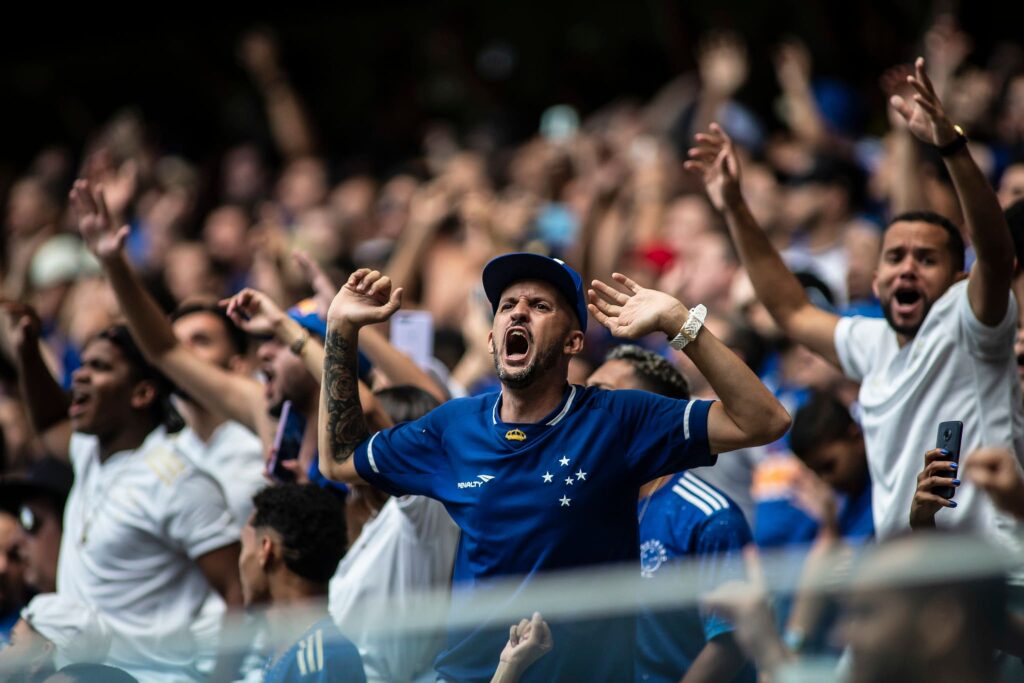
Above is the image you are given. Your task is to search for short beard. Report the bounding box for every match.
[881,297,932,339]
[493,342,562,391]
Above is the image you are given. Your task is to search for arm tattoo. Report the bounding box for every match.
[324,329,369,463]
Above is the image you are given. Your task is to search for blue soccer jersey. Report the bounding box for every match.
[636,472,755,683]
[353,384,715,683]
[263,617,367,683]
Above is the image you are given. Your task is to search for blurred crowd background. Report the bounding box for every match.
[2,1,1024,680]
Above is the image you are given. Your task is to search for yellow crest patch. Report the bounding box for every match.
[505,429,527,442]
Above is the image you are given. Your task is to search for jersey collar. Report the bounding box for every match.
[491,383,578,428]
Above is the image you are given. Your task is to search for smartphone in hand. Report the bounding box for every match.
[934,421,964,499]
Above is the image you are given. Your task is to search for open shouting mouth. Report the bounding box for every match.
[503,326,533,366]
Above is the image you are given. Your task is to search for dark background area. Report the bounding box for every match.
[1,0,1020,177]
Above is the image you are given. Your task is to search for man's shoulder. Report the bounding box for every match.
[671,473,748,526]
[420,393,495,427]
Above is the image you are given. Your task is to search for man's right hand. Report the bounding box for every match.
[909,448,961,529]
[327,269,403,332]
[69,179,129,264]
[221,288,288,338]
[683,123,743,212]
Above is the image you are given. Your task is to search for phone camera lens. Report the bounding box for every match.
[943,429,952,441]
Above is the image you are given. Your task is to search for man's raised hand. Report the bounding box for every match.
[683,123,743,212]
[221,288,287,337]
[888,57,960,148]
[69,179,129,263]
[588,274,687,340]
[327,269,403,331]
[963,447,1024,520]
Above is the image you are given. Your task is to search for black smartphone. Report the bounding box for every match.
[934,420,964,499]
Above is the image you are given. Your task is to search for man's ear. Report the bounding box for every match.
[227,354,247,374]
[564,330,585,356]
[130,380,158,411]
[258,534,275,571]
[487,330,495,355]
[871,270,880,301]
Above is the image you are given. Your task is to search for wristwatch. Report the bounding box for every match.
[668,304,707,350]
[937,124,967,157]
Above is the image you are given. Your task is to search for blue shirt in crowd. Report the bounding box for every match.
[636,471,756,683]
[263,617,366,683]
[354,384,716,683]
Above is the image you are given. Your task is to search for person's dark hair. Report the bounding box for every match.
[790,391,857,461]
[250,484,347,584]
[88,326,183,433]
[51,663,139,683]
[887,211,966,272]
[605,345,690,400]
[374,385,441,424]
[169,299,249,356]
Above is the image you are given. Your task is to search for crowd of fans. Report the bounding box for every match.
[2,10,1024,683]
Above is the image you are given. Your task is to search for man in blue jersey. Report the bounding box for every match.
[318,253,790,682]
[239,484,366,683]
[588,345,755,683]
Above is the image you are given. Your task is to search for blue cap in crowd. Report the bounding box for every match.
[482,253,587,332]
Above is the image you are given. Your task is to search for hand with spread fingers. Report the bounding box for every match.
[888,57,960,147]
[327,268,403,331]
[588,273,688,341]
[963,447,1024,521]
[220,288,288,338]
[909,448,961,529]
[683,123,743,212]
[69,179,130,264]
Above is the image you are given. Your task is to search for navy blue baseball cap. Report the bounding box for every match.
[482,253,587,332]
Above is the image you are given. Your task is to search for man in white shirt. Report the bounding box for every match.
[684,57,1022,542]
[166,300,265,529]
[7,316,243,683]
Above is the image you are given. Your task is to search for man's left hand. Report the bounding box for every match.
[588,273,688,340]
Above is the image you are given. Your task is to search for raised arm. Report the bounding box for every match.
[588,274,790,454]
[70,180,270,441]
[2,302,71,459]
[890,57,1015,325]
[685,124,841,365]
[319,269,403,483]
[222,287,393,432]
[293,251,447,403]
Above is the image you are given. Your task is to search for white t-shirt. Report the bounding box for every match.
[834,280,1024,542]
[175,420,265,530]
[174,419,265,676]
[329,495,459,683]
[57,427,239,682]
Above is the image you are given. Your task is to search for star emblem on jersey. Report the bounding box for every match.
[576,469,587,481]
[542,472,553,483]
[559,456,570,467]
[564,477,574,486]
[560,495,571,507]
[505,429,527,442]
